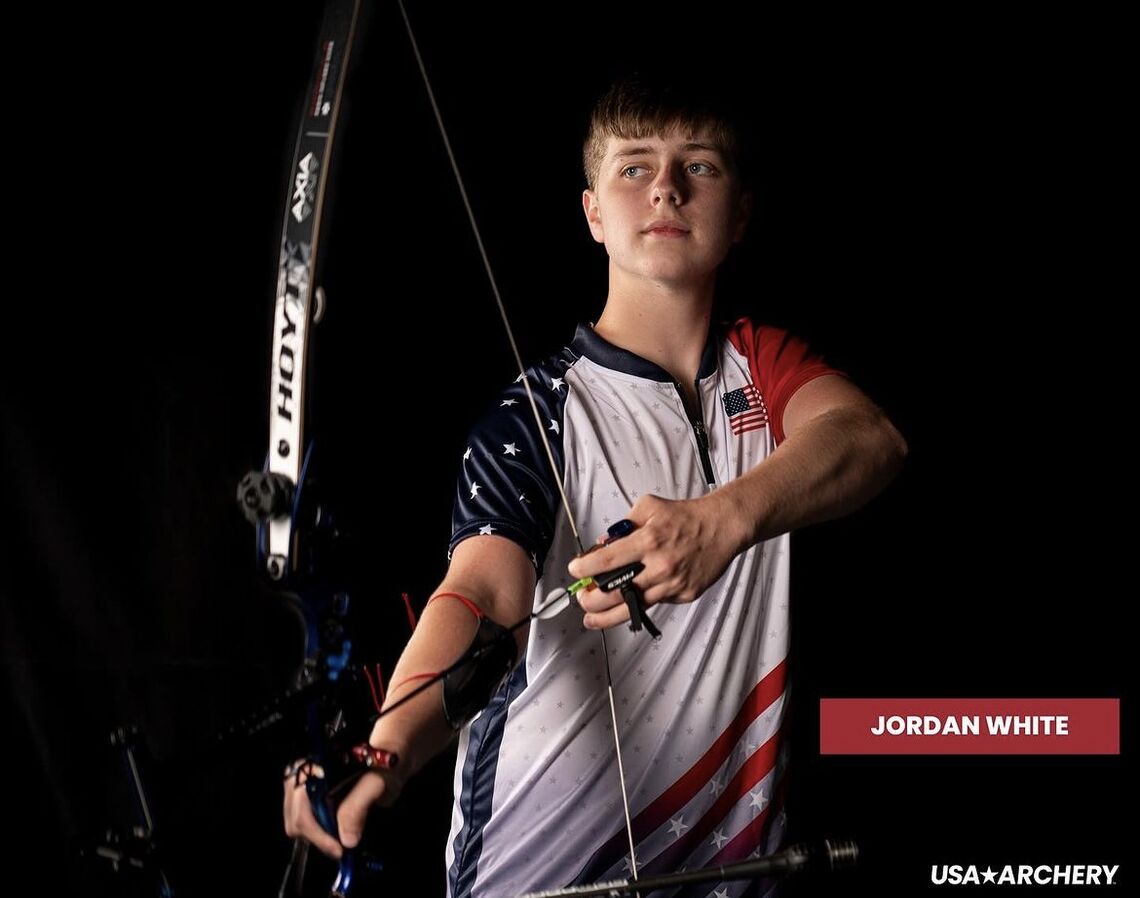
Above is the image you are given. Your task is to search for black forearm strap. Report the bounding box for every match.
[442,615,518,728]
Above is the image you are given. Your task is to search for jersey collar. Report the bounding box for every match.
[571,322,720,383]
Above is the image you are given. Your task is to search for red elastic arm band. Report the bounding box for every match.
[389,671,439,693]
[427,591,485,618]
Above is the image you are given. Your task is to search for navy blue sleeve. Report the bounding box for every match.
[449,349,575,571]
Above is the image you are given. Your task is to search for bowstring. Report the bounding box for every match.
[394,0,640,882]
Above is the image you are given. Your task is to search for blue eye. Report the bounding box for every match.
[687,162,714,175]
[622,165,646,178]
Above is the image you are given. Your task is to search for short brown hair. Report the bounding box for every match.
[582,72,747,191]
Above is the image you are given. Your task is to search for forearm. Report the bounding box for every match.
[716,405,908,553]
[367,537,534,777]
[366,595,481,776]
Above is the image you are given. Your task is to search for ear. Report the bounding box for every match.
[733,188,753,243]
[582,188,605,244]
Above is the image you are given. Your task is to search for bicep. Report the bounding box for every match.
[781,373,882,439]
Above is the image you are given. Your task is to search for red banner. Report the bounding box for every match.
[819,698,1119,754]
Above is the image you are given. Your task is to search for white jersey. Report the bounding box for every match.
[446,319,843,898]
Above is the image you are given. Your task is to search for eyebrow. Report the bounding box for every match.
[611,142,724,160]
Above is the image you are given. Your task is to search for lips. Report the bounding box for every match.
[643,220,690,235]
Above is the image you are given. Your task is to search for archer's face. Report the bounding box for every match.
[582,128,750,290]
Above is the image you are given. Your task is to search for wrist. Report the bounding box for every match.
[368,715,417,775]
[711,477,766,556]
[352,743,400,772]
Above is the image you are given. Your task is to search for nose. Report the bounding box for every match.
[651,163,686,206]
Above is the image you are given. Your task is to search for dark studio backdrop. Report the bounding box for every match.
[2,2,1128,896]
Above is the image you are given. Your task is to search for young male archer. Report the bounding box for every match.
[285,74,906,897]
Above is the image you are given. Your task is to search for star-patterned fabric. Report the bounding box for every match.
[446,319,844,898]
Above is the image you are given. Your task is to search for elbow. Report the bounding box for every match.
[876,411,909,479]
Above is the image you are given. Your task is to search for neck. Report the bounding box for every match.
[593,265,715,390]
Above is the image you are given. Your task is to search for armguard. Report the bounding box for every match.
[442,614,518,728]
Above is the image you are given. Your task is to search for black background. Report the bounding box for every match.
[2,2,1129,896]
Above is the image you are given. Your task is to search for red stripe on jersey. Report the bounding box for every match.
[639,730,781,877]
[629,660,787,843]
[704,772,789,867]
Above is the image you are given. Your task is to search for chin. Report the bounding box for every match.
[642,261,709,284]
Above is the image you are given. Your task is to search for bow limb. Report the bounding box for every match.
[241,1,376,894]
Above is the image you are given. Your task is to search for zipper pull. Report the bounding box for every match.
[692,418,710,451]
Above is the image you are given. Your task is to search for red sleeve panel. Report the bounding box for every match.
[726,318,848,445]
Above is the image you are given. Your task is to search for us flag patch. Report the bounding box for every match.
[722,384,768,435]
